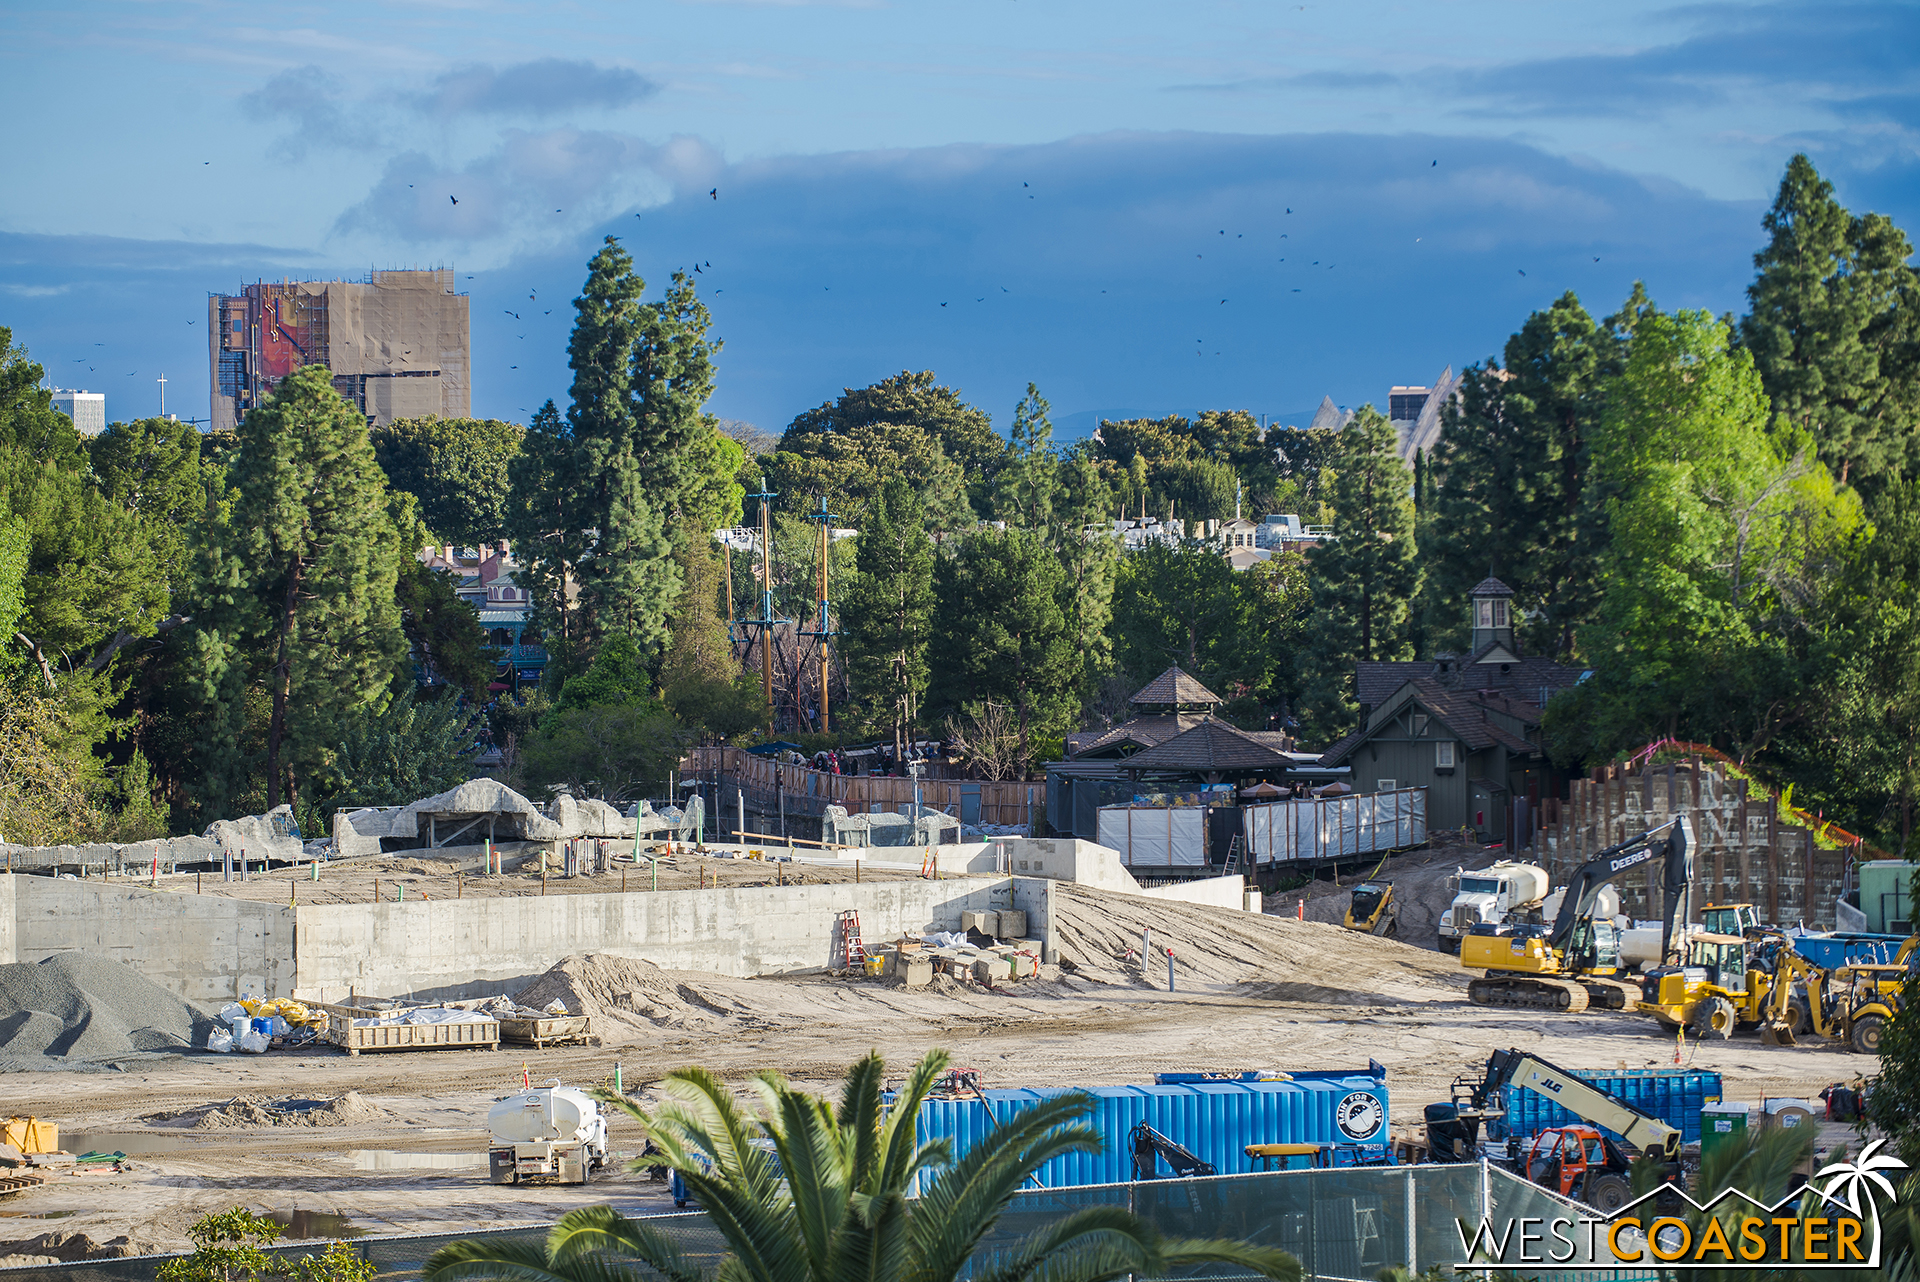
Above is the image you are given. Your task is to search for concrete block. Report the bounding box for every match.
[900,958,933,988]
[1009,952,1037,979]
[961,910,1000,936]
[998,909,1027,938]
[972,956,1012,986]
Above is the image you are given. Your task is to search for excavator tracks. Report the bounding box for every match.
[1578,978,1641,1011]
[1467,976,1591,1014]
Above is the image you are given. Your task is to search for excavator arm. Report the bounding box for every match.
[1471,1048,1682,1162]
[1129,1122,1217,1180]
[1547,818,1695,963]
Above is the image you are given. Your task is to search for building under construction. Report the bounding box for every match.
[207,268,470,432]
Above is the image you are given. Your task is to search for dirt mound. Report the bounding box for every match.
[0,1231,146,1264]
[512,954,756,1036]
[1051,883,1467,1006]
[193,1091,384,1130]
[0,953,215,1072]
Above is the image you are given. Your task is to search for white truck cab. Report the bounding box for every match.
[1438,861,1550,954]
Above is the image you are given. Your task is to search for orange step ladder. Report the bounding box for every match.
[836,910,868,970]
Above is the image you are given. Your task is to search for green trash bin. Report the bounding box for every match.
[1701,1102,1749,1162]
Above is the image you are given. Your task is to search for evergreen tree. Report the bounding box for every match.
[929,526,1076,770]
[1298,406,1418,740]
[396,558,499,703]
[509,239,720,668]
[1420,292,1617,660]
[370,415,525,546]
[993,382,1059,529]
[1053,449,1118,708]
[1740,154,1920,496]
[659,533,763,743]
[838,478,934,755]
[1110,542,1264,693]
[188,365,411,815]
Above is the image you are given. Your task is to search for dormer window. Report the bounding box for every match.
[1475,598,1510,630]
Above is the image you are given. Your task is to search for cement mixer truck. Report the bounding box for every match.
[1437,862,1551,954]
[488,1080,608,1185]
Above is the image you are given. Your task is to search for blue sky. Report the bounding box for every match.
[2,0,1916,435]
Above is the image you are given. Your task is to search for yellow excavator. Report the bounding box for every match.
[1461,818,1694,1013]
[1760,939,1915,1053]
[1343,881,1399,937]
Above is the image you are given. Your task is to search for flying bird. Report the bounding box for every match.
[694,264,702,273]
[1286,207,1292,214]
[1593,256,1601,262]
[543,310,552,315]
[450,195,459,204]
[940,302,948,307]
[510,365,518,369]
[709,188,718,200]
[1518,269,1526,276]
[1432,160,1437,166]
[1220,299,1228,304]
[555,209,563,213]
[506,310,520,319]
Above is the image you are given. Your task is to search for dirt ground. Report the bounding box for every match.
[183,843,924,906]
[1270,835,1505,947]
[0,876,1874,1263]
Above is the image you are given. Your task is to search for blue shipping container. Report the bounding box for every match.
[915,1071,1390,1190]
[1499,1068,1721,1146]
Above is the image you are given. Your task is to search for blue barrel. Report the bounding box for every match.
[914,1069,1390,1189]
[1500,1068,1720,1145]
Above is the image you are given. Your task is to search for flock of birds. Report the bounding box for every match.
[72,158,1612,403]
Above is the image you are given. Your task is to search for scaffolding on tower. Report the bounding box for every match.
[798,495,839,735]
[729,477,791,740]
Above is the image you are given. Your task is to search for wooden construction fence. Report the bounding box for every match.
[685,746,1043,831]
[1539,757,1859,930]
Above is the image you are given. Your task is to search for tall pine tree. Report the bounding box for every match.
[189,365,412,816]
[838,478,934,756]
[1739,154,1920,496]
[1419,292,1617,660]
[993,383,1059,529]
[1299,406,1418,740]
[510,238,720,670]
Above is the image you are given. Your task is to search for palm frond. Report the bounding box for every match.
[838,1051,889,1189]
[877,1049,951,1193]
[422,1238,584,1282]
[547,1207,706,1282]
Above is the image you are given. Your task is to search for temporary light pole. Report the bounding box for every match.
[798,496,839,735]
[156,373,167,418]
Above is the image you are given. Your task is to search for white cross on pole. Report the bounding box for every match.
[156,373,167,418]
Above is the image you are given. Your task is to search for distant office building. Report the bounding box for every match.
[49,389,106,435]
[207,268,470,432]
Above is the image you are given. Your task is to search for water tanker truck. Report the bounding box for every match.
[488,1079,608,1185]
[1437,861,1551,954]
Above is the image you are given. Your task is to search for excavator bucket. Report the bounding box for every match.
[1760,1020,1798,1048]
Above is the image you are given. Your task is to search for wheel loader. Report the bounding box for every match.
[1635,932,1780,1037]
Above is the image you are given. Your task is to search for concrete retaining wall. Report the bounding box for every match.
[1138,874,1248,911]
[0,875,14,965]
[10,877,294,1001]
[292,876,1014,1003]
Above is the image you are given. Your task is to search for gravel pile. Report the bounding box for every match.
[193,1090,384,1130]
[0,953,216,1073]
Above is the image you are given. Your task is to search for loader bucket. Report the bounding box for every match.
[1760,1020,1798,1047]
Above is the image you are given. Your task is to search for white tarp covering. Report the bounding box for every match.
[1243,788,1427,864]
[1096,806,1207,867]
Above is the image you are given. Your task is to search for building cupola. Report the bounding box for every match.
[1469,576,1517,657]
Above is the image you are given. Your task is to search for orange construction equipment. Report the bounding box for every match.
[1,1118,57,1156]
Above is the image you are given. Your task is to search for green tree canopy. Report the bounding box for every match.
[838,477,935,752]
[371,415,525,547]
[779,371,1000,521]
[1739,153,1920,496]
[522,701,683,804]
[187,364,413,815]
[993,382,1059,530]
[929,526,1077,771]
[396,558,500,704]
[1110,542,1265,696]
[1297,406,1419,740]
[1421,291,1620,659]
[1549,305,1864,764]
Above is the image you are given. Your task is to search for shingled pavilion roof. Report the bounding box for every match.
[1128,666,1223,709]
[1121,718,1292,774]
